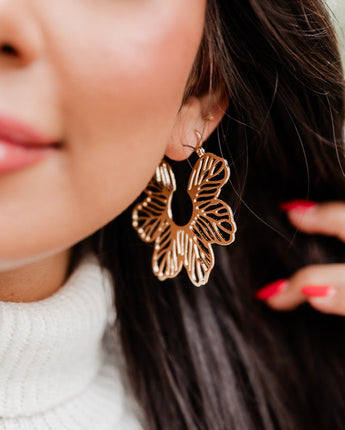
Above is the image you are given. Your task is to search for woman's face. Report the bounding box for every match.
[0,0,206,265]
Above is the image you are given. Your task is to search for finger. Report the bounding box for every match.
[255,263,345,315]
[279,199,345,242]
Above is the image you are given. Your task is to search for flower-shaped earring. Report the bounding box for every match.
[132,130,237,286]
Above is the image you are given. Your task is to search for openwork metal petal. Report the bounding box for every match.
[152,221,183,280]
[132,161,175,243]
[188,152,230,201]
[181,232,214,287]
[189,200,235,245]
[132,151,237,287]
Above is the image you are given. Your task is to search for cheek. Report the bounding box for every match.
[51,5,206,223]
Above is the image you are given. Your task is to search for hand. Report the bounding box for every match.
[255,199,345,315]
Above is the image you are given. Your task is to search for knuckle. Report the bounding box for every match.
[293,264,322,285]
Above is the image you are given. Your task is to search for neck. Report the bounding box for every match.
[0,248,72,302]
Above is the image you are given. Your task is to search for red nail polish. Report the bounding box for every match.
[301,285,336,297]
[279,200,316,212]
[255,279,288,300]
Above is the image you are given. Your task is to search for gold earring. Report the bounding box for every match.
[132,130,237,286]
[203,112,214,121]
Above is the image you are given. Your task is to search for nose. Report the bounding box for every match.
[0,2,43,68]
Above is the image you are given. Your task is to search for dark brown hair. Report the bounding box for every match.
[73,0,345,428]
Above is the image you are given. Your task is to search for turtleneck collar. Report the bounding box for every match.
[0,250,114,418]
[327,0,345,65]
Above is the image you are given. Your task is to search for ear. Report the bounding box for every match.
[165,92,228,161]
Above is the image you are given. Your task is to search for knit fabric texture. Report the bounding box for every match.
[0,251,144,429]
[326,0,345,66]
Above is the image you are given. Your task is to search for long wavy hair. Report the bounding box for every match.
[71,0,345,428]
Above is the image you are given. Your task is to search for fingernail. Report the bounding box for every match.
[279,199,317,212]
[255,279,288,300]
[301,285,336,297]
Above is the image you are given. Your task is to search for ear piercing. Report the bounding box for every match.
[203,113,214,121]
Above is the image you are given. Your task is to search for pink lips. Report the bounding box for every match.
[0,114,60,173]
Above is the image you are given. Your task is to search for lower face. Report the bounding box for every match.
[0,0,206,267]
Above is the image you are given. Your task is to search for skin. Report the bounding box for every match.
[0,0,230,302]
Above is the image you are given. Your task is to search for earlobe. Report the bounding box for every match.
[165,94,228,161]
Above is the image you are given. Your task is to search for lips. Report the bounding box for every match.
[0,114,60,174]
[0,115,60,148]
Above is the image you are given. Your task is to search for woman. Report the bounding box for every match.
[0,0,344,429]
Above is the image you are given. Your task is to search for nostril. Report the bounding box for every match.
[1,44,18,56]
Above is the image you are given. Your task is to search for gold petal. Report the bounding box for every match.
[190,200,236,245]
[132,161,176,242]
[187,153,230,203]
[152,221,183,281]
[183,233,214,287]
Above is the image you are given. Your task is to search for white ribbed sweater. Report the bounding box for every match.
[327,0,345,65]
[0,251,144,429]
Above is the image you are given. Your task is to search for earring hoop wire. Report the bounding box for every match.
[193,129,205,157]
